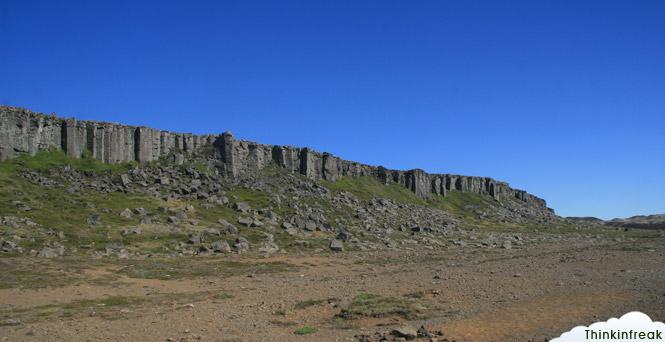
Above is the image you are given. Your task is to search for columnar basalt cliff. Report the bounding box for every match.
[0,105,549,209]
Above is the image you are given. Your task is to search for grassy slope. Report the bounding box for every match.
[1,151,658,256]
[317,176,662,239]
[0,151,295,253]
[320,176,424,205]
[0,151,170,251]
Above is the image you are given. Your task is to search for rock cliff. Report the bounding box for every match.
[0,105,549,209]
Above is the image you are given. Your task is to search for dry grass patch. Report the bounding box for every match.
[337,293,429,320]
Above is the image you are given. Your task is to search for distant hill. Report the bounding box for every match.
[605,214,665,230]
[566,216,604,222]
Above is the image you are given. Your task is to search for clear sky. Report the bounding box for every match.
[1,1,663,219]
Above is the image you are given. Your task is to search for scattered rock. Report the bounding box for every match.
[1,240,18,253]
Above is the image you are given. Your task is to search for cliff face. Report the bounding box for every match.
[0,105,548,209]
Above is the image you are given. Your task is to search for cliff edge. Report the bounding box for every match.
[0,105,549,210]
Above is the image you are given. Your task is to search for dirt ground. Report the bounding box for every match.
[1,237,664,342]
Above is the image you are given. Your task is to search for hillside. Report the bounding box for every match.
[1,107,664,342]
[605,214,665,230]
[0,106,561,258]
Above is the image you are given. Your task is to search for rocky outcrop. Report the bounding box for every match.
[0,105,549,209]
[0,106,217,164]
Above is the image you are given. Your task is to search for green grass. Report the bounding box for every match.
[0,172,165,250]
[212,292,234,300]
[337,292,427,320]
[0,150,169,251]
[13,149,135,173]
[0,291,218,323]
[428,191,491,221]
[293,326,317,335]
[0,150,326,255]
[320,176,424,205]
[0,258,96,289]
[226,188,273,210]
[191,199,238,224]
[294,299,324,309]
[0,150,265,254]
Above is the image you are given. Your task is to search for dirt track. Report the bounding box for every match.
[1,238,664,341]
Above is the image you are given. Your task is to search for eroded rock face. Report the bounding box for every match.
[0,106,215,165]
[0,105,549,208]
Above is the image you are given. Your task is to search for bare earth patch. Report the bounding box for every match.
[1,239,664,341]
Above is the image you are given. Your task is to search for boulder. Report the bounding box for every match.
[417,325,433,338]
[37,245,65,258]
[188,233,205,244]
[105,242,125,254]
[259,242,279,254]
[226,224,239,235]
[304,220,317,231]
[238,216,253,227]
[211,240,231,253]
[121,227,142,236]
[329,239,344,252]
[336,230,352,242]
[119,208,133,219]
[234,237,250,253]
[391,325,418,340]
[119,174,131,186]
[1,240,18,253]
[174,153,185,165]
[233,202,251,213]
[87,214,102,226]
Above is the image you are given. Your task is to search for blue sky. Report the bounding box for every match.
[1,0,663,219]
